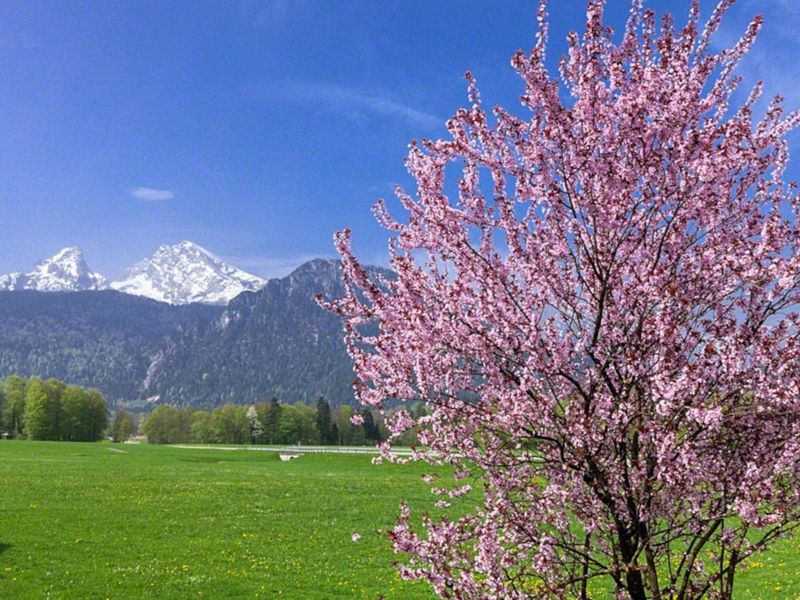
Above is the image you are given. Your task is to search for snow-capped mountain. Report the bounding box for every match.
[0,241,267,305]
[109,241,266,305]
[0,246,107,292]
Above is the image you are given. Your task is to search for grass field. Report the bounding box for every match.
[0,441,799,599]
[0,441,436,599]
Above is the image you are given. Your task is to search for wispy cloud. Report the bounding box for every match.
[130,187,175,202]
[223,253,331,279]
[236,0,295,32]
[261,82,441,129]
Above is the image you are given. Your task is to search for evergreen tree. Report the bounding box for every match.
[360,408,381,443]
[315,397,334,445]
[261,397,281,444]
[330,423,339,446]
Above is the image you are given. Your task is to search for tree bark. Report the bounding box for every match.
[618,527,647,600]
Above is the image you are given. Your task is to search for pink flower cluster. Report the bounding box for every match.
[323,1,800,597]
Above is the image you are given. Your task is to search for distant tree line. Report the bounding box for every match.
[0,376,424,447]
[0,375,108,441]
[141,397,425,446]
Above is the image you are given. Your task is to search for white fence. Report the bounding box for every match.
[170,444,415,456]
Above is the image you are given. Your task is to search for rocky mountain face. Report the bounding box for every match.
[0,247,107,292]
[110,241,266,305]
[0,259,385,408]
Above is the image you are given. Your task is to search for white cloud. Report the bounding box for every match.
[263,82,441,130]
[130,187,175,202]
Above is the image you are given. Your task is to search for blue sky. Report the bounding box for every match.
[0,0,797,280]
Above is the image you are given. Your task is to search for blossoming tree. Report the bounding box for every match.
[325,1,800,597]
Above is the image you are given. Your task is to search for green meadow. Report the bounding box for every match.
[0,441,436,599]
[0,441,799,599]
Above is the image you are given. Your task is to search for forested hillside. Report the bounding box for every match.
[0,290,221,404]
[0,260,385,408]
[143,259,377,408]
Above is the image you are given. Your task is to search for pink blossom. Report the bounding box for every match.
[323,1,800,597]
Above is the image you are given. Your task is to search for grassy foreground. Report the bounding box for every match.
[0,441,435,599]
[0,441,799,599]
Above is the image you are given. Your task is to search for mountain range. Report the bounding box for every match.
[0,241,266,305]
[0,250,385,409]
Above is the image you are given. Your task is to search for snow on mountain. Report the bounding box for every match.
[0,272,23,289]
[110,241,266,305]
[0,246,107,292]
[0,241,267,305]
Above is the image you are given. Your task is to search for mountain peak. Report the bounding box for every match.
[0,246,107,292]
[289,258,340,276]
[110,241,266,305]
[51,245,84,258]
[156,240,217,260]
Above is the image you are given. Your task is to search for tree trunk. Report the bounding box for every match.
[580,533,591,600]
[618,528,647,600]
[624,568,648,600]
